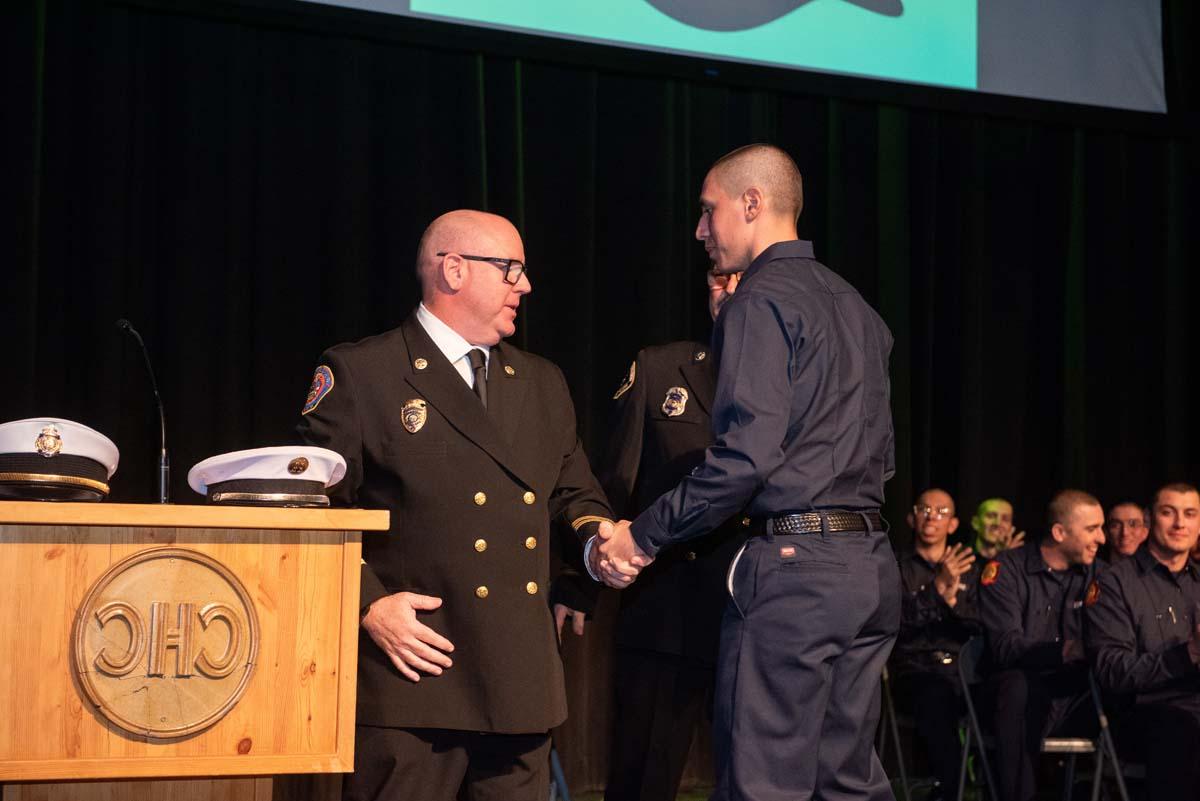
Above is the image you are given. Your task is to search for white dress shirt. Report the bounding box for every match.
[415,303,490,388]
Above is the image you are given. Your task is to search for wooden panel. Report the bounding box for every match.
[5,777,274,801]
[0,524,363,780]
[0,503,388,532]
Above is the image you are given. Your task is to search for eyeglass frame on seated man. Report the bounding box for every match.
[913,504,953,520]
[436,251,527,285]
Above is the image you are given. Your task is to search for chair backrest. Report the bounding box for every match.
[957,635,987,687]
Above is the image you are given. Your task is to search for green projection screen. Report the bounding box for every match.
[297,0,1165,113]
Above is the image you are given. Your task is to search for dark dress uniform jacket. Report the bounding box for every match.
[297,315,612,734]
[599,341,747,663]
[1086,545,1200,708]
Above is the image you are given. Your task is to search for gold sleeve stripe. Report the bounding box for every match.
[571,515,613,531]
[612,361,636,400]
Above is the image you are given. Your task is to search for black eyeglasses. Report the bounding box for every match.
[437,252,527,285]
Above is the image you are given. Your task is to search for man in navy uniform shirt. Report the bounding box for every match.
[978,489,1105,801]
[595,144,900,801]
[1086,482,1200,800]
[893,488,980,800]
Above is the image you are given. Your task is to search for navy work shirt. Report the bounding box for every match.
[1085,545,1200,708]
[630,240,895,557]
[893,549,982,677]
[979,544,1095,673]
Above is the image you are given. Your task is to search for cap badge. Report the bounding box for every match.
[302,365,335,416]
[34,425,63,458]
[662,386,689,417]
[287,457,309,475]
[402,399,428,434]
[613,361,636,400]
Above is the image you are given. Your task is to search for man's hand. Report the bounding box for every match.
[1003,528,1027,551]
[361,591,454,682]
[934,543,976,607]
[595,519,653,589]
[553,603,586,643]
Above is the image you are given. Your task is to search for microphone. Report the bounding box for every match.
[116,318,169,503]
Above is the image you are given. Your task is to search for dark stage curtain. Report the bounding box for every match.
[4,0,1200,790]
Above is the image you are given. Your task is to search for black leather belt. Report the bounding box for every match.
[741,510,884,535]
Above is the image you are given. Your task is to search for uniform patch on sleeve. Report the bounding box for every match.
[612,361,636,400]
[1085,580,1101,607]
[302,365,335,415]
[980,560,1001,586]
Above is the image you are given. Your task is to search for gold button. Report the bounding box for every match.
[741,517,751,527]
[525,582,538,595]
[475,586,489,599]
[525,537,537,550]
[505,365,516,376]
[414,358,428,370]
[474,539,487,553]
[474,492,487,506]
[523,491,536,505]
[685,551,697,561]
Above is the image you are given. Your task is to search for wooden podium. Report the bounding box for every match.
[0,502,388,801]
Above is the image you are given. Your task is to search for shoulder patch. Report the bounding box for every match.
[613,360,636,400]
[980,560,1001,586]
[302,365,335,415]
[1085,580,1100,607]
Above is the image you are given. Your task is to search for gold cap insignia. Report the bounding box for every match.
[401,399,428,434]
[613,361,636,400]
[287,457,309,475]
[662,386,689,417]
[35,425,62,458]
[413,358,428,371]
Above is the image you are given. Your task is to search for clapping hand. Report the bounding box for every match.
[934,543,975,607]
[592,519,654,589]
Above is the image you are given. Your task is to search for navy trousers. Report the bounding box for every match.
[712,527,901,801]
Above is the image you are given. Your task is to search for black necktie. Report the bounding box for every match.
[467,348,488,408]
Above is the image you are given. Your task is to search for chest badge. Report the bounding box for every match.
[1084,580,1100,607]
[980,560,1000,586]
[401,399,428,434]
[662,386,689,417]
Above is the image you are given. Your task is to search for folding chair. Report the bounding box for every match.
[1086,671,1134,801]
[877,665,914,801]
[956,636,999,801]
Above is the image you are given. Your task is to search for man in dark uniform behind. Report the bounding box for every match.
[977,489,1105,801]
[599,270,746,801]
[297,210,612,801]
[1086,482,1200,801]
[596,143,901,801]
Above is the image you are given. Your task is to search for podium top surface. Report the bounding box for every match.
[0,501,390,531]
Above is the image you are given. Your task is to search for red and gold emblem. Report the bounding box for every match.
[980,560,1001,586]
[1085,580,1101,607]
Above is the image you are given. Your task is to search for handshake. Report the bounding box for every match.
[588,520,656,589]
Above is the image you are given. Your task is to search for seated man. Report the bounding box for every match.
[1086,482,1200,801]
[979,489,1105,801]
[970,497,1026,559]
[1103,500,1149,561]
[892,488,980,801]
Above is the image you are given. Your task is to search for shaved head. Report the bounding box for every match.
[416,210,522,295]
[709,144,804,223]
